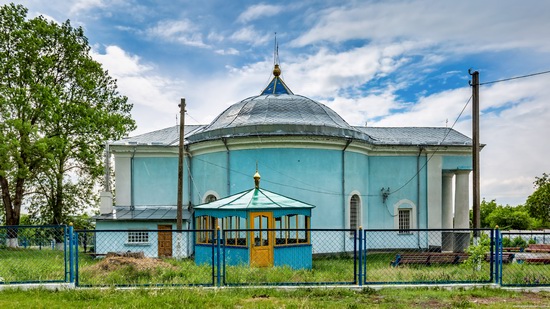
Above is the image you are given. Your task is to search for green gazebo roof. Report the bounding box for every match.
[194,188,315,211]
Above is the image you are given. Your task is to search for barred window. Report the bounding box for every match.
[398,209,411,233]
[127,231,149,243]
[350,194,360,230]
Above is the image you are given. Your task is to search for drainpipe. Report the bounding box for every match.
[417,146,423,249]
[130,147,137,211]
[222,137,230,195]
[342,138,352,251]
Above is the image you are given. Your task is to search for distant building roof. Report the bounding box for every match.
[356,127,472,146]
[113,125,471,147]
[111,125,202,146]
[95,206,191,221]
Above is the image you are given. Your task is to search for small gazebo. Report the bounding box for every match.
[193,171,315,269]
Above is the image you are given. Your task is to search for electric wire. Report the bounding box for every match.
[479,69,550,86]
[388,94,473,196]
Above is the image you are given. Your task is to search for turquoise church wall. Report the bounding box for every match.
[367,155,427,229]
[226,147,344,229]
[443,155,472,170]
[132,157,182,206]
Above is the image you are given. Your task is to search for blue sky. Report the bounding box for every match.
[4,0,550,206]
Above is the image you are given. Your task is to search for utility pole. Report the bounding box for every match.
[469,69,481,231]
[177,98,186,231]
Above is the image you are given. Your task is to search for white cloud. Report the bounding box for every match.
[146,19,208,48]
[69,0,105,15]
[215,48,239,55]
[292,1,550,52]
[91,46,187,135]
[237,4,283,23]
[230,26,270,46]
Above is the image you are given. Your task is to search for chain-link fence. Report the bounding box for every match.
[75,229,214,287]
[0,225,67,284]
[363,229,494,284]
[500,231,550,286]
[222,229,358,286]
[2,226,550,287]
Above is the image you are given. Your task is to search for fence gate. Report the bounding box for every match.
[0,225,68,284]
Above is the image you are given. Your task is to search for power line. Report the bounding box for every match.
[479,69,550,86]
[388,95,473,196]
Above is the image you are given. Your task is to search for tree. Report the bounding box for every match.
[525,173,550,227]
[479,198,497,228]
[0,4,135,235]
[485,205,533,230]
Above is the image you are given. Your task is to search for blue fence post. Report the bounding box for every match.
[75,231,79,287]
[358,227,363,286]
[489,229,497,282]
[216,226,221,287]
[68,224,74,283]
[495,226,501,285]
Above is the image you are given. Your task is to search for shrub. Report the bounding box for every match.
[511,236,527,249]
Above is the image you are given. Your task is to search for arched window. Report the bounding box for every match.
[205,194,217,203]
[350,194,360,230]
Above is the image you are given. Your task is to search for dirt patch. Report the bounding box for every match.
[87,256,177,273]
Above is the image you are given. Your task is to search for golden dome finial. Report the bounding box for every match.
[273,64,281,77]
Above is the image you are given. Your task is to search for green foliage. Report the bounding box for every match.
[511,236,527,249]
[464,233,491,271]
[486,205,534,230]
[480,199,497,228]
[525,173,550,227]
[0,3,135,226]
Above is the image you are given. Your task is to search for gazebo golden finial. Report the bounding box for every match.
[273,64,281,77]
[254,170,261,189]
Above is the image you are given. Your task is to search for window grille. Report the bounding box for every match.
[127,231,149,243]
[398,209,411,233]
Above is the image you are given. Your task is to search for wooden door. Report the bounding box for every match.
[250,212,273,267]
[158,225,172,257]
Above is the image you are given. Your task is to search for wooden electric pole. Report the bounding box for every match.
[470,69,481,230]
[177,98,186,231]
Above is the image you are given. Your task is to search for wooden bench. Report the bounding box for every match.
[391,253,469,267]
[485,252,514,263]
[523,258,550,264]
[525,244,550,253]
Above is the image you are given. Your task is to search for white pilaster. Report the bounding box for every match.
[453,170,471,252]
[442,172,454,229]
[441,172,455,252]
[114,156,131,206]
[453,170,470,229]
[427,154,442,229]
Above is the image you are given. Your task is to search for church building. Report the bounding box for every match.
[95,64,473,258]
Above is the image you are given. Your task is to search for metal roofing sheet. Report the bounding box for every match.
[194,188,315,210]
[95,206,191,221]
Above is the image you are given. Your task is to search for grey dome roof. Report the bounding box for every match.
[187,93,371,143]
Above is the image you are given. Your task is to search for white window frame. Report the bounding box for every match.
[346,191,363,234]
[203,190,220,203]
[393,199,417,234]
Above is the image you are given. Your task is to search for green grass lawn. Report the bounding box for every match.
[0,248,66,283]
[0,286,549,308]
[2,249,549,287]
